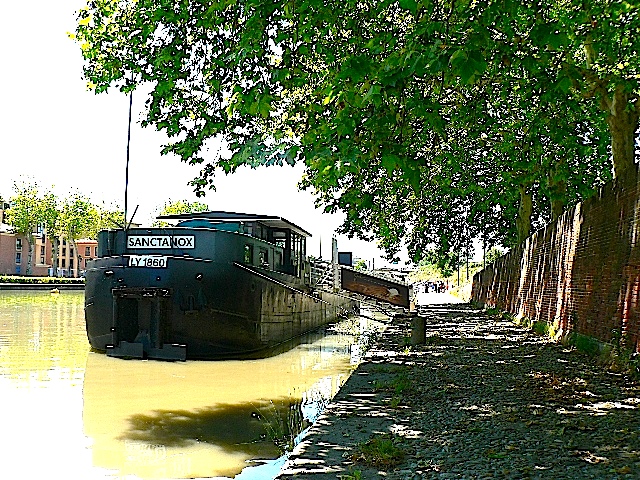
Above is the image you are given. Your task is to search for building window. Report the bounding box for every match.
[16,238,22,250]
[62,259,66,268]
[40,245,45,255]
[16,252,21,264]
[40,257,45,265]
[70,248,74,257]
[94,246,98,256]
[85,247,90,256]
[69,259,74,269]
[62,247,66,257]
[62,239,66,246]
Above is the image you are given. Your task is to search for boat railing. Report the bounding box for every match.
[309,259,335,289]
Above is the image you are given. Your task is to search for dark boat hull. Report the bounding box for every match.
[84,227,357,360]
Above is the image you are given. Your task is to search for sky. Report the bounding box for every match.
[0,0,406,268]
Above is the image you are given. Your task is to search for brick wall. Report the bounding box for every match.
[472,169,640,354]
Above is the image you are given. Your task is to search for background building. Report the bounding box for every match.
[0,231,52,276]
[0,199,9,225]
[56,238,98,277]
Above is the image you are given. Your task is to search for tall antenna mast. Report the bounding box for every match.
[124,88,133,230]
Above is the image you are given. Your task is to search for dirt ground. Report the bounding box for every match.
[277,297,640,479]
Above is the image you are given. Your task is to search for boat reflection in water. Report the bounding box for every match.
[83,316,383,479]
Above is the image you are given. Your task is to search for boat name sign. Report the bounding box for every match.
[127,235,195,249]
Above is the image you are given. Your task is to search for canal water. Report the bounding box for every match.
[0,290,384,479]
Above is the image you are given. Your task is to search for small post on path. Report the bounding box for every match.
[411,315,426,346]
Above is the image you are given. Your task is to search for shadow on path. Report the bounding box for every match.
[278,303,640,479]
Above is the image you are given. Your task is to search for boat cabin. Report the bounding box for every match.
[159,211,311,278]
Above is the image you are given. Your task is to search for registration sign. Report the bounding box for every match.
[128,255,168,268]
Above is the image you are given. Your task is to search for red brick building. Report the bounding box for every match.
[0,231,99,277]
[0,229,53,276]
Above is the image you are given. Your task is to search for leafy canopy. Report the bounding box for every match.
[152,199,209,226]
[73,0,639,260]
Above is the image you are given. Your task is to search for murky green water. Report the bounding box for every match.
[0,291,380,479]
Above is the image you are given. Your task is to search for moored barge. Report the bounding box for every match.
[84,211,358,360]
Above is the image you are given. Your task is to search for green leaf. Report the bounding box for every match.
[381,154,399,174]
[548,32,570,49]
[257,95,272,118]
[556,76,573,94]
[459,63,476,84]
[449,49,466,66]
[363,84,382,106]
[398,0,418,14]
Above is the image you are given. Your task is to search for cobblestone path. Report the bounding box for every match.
[278,302,640,479]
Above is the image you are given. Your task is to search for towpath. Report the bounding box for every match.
[277,295,640,479]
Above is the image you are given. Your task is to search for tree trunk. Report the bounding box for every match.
[25,234,34,276]
[516,184,533,243]
[548,159,567,222]
[70,238,78,277]
[550,182,566,222]
[52,237,60,277]
[606,85,638,182]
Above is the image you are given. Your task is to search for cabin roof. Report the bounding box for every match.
[157,210,312,237]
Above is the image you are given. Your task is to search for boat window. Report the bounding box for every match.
[288,232,307,278]
[244,244,253,264]
[273,231,286,248]
[259,248,269,268]
[291,233,301,276]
